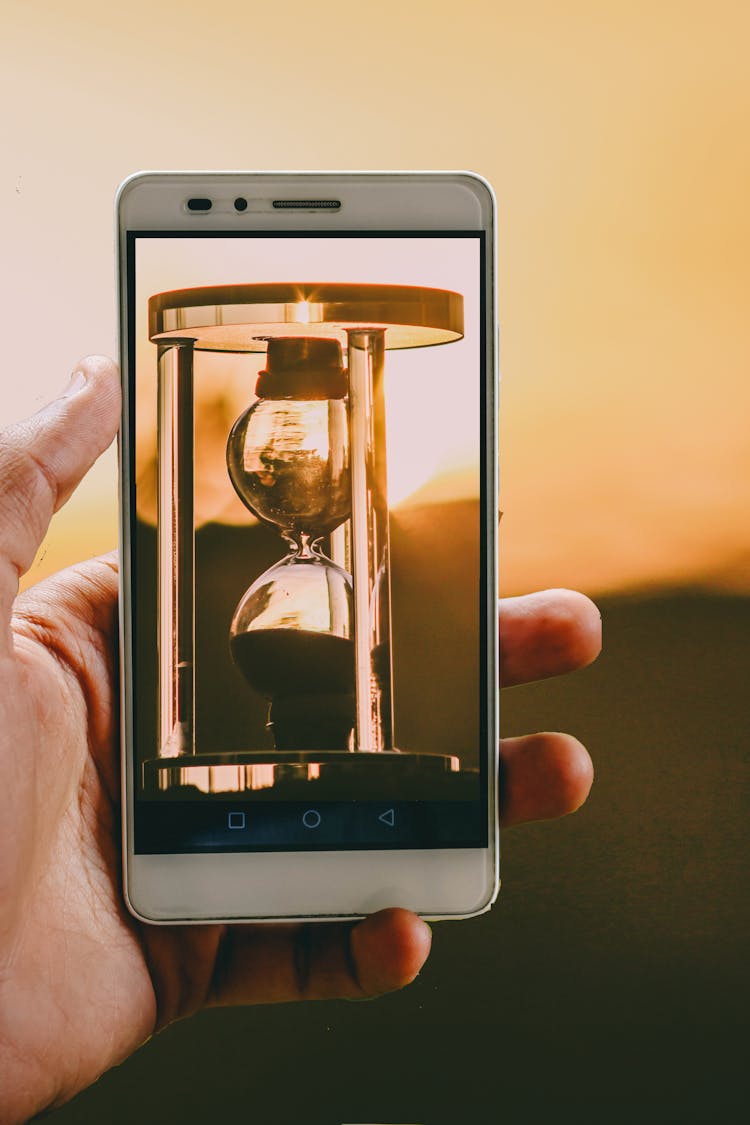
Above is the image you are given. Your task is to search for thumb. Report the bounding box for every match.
[0,355,120,622]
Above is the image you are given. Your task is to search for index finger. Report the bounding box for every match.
[500,589,602,687]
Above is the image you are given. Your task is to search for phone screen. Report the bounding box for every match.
[127,231,489,853]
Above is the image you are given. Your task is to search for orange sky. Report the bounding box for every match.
[3,0,749,597]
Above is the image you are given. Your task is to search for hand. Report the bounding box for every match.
[0,357,600,1121]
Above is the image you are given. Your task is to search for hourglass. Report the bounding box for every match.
[143,283,476,798]
[225,336,356,753]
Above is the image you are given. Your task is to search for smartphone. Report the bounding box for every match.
[116,170,499,922]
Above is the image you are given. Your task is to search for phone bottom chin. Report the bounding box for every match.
[125,848,498,924]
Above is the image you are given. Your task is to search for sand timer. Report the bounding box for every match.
[144,283,470,797]
[225,337,356,752]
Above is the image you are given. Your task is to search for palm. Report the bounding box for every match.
[5,556,208,1107]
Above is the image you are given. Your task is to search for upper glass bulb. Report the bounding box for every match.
[226,337,350,540]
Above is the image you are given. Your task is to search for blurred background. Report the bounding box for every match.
[2,1,748,1121]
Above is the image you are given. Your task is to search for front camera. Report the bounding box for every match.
[234,197,248,212]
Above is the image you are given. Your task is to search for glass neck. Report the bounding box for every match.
[282,530,319,558]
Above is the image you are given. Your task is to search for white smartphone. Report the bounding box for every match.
[116,170,499,923]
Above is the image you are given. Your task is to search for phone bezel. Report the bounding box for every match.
[116,170,499,923]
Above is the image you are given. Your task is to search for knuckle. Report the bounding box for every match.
[0,435,57,574]
[0,434,57,517]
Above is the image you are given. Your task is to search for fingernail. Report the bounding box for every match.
[62,369,87,397]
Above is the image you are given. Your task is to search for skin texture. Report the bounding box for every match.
[0,357,601,1122]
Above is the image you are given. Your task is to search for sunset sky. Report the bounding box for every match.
[3,0,749,597]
